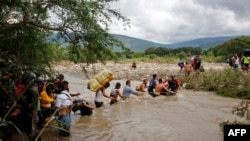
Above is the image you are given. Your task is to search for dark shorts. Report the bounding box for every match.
[110,100,118,105]
[234,64,239,70]
[95,101,104,108]
[148,92,159,97]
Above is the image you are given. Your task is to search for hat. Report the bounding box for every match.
[56,74,64,81]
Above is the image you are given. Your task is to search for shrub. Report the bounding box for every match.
[180,68,250,99]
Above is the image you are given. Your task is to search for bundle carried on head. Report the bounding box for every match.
[87,70,114,92]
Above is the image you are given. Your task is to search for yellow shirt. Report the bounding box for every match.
[40,90,54,109]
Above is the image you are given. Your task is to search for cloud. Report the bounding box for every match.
[108,0,250,43]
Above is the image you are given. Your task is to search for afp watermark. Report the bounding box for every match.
[224,125,250,141]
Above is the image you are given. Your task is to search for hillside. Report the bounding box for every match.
[47,33,248,52]
[112,34,241,51]
[112,34,170,52]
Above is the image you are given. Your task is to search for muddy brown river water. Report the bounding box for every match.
[51,72,243,141]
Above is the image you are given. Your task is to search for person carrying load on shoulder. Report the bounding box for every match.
[54,82,72,137]
[94,82,115,108]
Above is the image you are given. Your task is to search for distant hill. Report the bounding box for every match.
[112,34,242,51]
[47,33,248,52]
[112,34,169,52]
[166,36,239,49]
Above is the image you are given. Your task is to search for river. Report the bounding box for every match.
[43,72,243,141]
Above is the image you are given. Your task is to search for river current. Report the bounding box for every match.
[46,72,243,141]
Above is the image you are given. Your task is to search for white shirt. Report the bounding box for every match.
[55,90,72,107]
[95,90,103,102]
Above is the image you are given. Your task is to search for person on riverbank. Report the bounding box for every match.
[110,82,126,105]
[194,55,202,71]
[178,61,185,71]
[132,61,137,69]
[121,80,143,100]
[231,54,240,71]
[242,55,250,72]
[148,74,158,97]
[184,61,193,76]
[94,82,114,108]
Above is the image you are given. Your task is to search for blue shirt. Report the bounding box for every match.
[147,79,157,92]
[122,85,138,100]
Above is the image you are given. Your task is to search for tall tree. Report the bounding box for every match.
[0,1,129,139]
[0,0,130,65]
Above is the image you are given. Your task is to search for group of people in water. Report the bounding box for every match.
[33,71,181,137]
[1,55,205,139]
[94,73,181,108]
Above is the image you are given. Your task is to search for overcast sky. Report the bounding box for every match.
[108,0,250,44]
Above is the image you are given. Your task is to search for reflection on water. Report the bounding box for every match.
[56,73,242,141]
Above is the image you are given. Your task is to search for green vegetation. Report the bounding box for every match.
[0,0,129,140]
[1,1,250,140]
[180,69,250,99]
[112,36,250,63]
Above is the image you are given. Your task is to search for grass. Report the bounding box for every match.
[180,68,250,99]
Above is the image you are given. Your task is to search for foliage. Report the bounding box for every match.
[205,36,250,61]
[179,67,250,130]
[180,68,250,99]
[144,47,202,57]
[0,0,129,140]
[0,0,130,65]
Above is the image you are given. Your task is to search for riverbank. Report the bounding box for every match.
[53,61,229,81]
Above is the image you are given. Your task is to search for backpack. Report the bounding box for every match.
[135,84,142,91]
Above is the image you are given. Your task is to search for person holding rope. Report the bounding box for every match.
[136,78,148,92]
[110,82,126,105]
[121,80,143,100]
[72,99,95,116]
[54,82,73,137]
[155,78,174,96]
[147,74,158,97]
[38,82,55,129]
